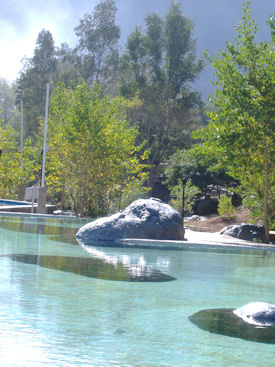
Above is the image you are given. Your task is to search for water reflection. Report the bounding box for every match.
[7,254,176,282]
[0,216,80,245]
[189,308,275,344]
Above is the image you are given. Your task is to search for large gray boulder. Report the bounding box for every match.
[76,198,184,245]
[220,223,265,242]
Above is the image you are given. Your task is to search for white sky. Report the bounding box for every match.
[0,0,98,82]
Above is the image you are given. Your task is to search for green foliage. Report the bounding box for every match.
[217,196,236,219]
[267,14,275,41]
[46,80,148,216]
[184,180,201,214]
[165,147,235,217]
[165,148,234,193]
[74,0,120,91]
[0,79,19,128]
[15,1,121,142]
[120,1,204,189]
[194,2,274,239]
[170,179,200,215]
[108,179,149,213]
[240,182,275,229]
[15,30,56,139]
[0,122,36,198]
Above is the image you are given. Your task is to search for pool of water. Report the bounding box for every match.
[0,215,274,367]
[0,200,30,206]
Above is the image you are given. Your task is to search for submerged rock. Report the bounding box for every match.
[189,304,275,344]
[220,223,265,242]
[76,198,184,246]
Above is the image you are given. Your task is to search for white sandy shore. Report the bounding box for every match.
[184,228,275,249]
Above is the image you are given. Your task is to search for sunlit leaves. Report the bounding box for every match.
[46,80,147,215]
[196,2,275,233]
[0,122,36,198]
[119,1,204,184]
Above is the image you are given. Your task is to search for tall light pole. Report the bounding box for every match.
[41,83,50,188]
[20,101,23,154]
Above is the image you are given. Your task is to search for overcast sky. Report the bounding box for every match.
[0,0,273,97]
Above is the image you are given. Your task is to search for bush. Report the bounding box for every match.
[170,179,201,215]
[218,195,236,219]
[109,180,149,213]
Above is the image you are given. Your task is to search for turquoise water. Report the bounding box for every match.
[0,215,274,367]
[0,200,29,206]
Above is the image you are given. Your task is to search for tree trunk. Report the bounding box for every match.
[181,179,187,220]
[264,147,270,243]
[148,165,159,196]
[60,189,64,211]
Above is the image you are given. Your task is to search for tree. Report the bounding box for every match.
[165,148,234,217]
[195,2,275,241]
[32,29,56,79]
[46,80,147,216]
[0,121,36,198]
[74,0,120,91]
[15,30,56,139]
[0,79,19,127]
[55,43,81,86]
[120,1,204,191]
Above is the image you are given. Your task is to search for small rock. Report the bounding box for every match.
[220,223,265,242]
[185,215,207,222]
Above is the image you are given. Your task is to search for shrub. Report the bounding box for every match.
[218,195,236,219]
[170,179,201,215]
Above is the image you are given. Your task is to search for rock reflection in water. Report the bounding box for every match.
[8,254,176,282]
[189,308,275,344]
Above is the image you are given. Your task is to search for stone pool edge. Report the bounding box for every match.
[122,229,275,251]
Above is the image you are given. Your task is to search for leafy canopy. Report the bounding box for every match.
[194,2,275,234]
[119,1,204,189]
[0,121,36,198]
[46,80,148,216]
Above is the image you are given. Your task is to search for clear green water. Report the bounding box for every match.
[0,215,274,367]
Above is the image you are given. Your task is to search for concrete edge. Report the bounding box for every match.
[0,211,76,219]
[121,237,275,251]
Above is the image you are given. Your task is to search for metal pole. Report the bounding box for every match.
[20,101,23,154]
[31,186,34,214]
[41,83,50,188]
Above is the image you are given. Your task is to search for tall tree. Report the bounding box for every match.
[74,0,120,91]
[0,79,18,127]
[0,121,36,198]
[32,29,56,80]
[55,43,81,86]
[165,148,234,217]
[195,2,275,241]
[15,30,56,139]
[120,1,203,191]
[46,80,147,216]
